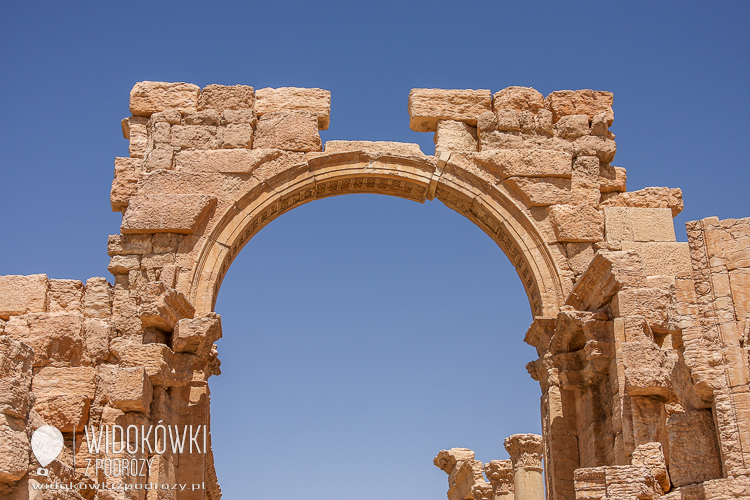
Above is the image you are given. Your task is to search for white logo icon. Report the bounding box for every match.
[31,425,64,475]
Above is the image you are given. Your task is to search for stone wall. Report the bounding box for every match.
[0,82,747,500]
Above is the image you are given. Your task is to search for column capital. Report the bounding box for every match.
[484,459,514,493]
[504,433,544,472]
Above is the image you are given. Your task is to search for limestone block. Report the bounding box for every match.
[492,86,544,113]
[505,177,572,206]
[173,313,222,356]
[255,87,331,129]
[110,157,141,212]
[47,279,83,313]
[478,129,525,150]
[604,207,676,243]
[33,394,89,432]
[599,165,627,193]
[107,255,140,275]
[573,135,617,163]
[183,109,220,126]
[253,110,322,152]
[106,366,153,413]
[0,415,30,483]
[0,337,33,419]
[174,148,297,175]
[566,242,595,276]
[150,109,182,127]
[408,88,492,132]
[566,251,648,311]
[448,460,485,500]
[218,123,254,149]
[107,234,152,256]
[32,366,97,398]
[631,442,670,493]
[534,109,553,135]
[138,281,195,332]
[575,465,661,500]
[600,187,684,217]
[622,342,675,397]
[591,111,610,136]
[126,116,148,158]
[613,287,670,330]
[121,194,217,234]
[197,84,254,113]
[549,204,604,242]
[434,120,478,152]
[667,409,722,487]
[468,149,572,179]
[323,140,424,156]
[221,108,257,125]
[703,475,750,499]
[130,81,200,117]
[0,274,48,320]
[555,114,590,139]
[170,125,217,150]
[544,89,614,124]
[83,277,113,319]
[110,338,194,387]
[621,242,691,276]
[495,109,520,131]
[84,317,111,362]
[6,313,84,367]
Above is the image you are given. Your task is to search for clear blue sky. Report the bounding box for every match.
[1,2,748,499]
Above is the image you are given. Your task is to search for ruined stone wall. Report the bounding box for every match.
[0,81,747,500]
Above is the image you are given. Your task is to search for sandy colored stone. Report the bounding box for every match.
[255,87,331,129]
[0,415,30,483]
[110,338,194,387]
[323,140,424,156]
[603,207,676,243]
[126,116,148,158]
[173,313,222,355]
[221,108,257,125]
[83,317,111,362]
[107,254,140,275]
[667,410,723,487]
[101,366,153,413]
[505,176,572,206]
[33,394,89,432]
[121,194,217,234]
[458,149,573,180]
[434,120,478,152]
[573,135,617,163]
[138,281,195,332]
[493,86,544,113]
[47,279,83,313]
[82,277,112,319]
[409,88,492,132]
[170,124,217,150]
[0,274,48,320]
[253,110,322,152]
[613,287,670,330]
[600,187,684,217]
[5,312,85,367]
[555,114,590,139]
[110,156,141,212]
[495,109,521,131]
[130,81,200,117]
[621,241,691,276]
[549,204,604,242]
[599,165,627,193]
[197,84,254,113]
[575,465,661,500]
[544,89,614,124]
[218,123,254,149]
[32,366,96,398]
[631,442,671,493]
[0,337,33,420]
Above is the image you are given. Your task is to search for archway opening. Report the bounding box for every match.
[209,193,541,499]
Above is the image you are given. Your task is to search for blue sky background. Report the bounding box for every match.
[1,2,748,499]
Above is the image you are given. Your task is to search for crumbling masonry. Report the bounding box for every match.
[0,82,748,499]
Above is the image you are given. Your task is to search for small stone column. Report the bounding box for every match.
[504,434,544,500]
[485,460,514,499]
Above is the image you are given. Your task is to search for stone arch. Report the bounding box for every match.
[185,149,566,318]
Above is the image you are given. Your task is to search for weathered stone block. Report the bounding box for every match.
[47,279,84,313]
[573,135,617,163]
[138,281,195,332]
[505,177,572,206]
[555,114,590,138]
[130,81,200,117]
[604,207,676,243]
[0,415,30,483]
[253,110,321,151]
[32,366,97,398]
[107,366,153,413]
[173,313,222,355]
[599,165,627,193]
[83,317,111,362]
[110,157,141,212]
[221,108,257,125]
[83,277,113,319]
[218,123,254,149]
[495,109,520,131]
[544,89,614,124]
[667,409,722,487]
[107,255,140,275]
[34,394,90,432]
[255,87,331,129]
[492,86,544,113]
[631,442,670,493]
[0,274,48,320]
[0,337,33,420]
[197,84,254,113]
[549,204,604,242]
[621,242,691,276]
[434,120,478,152]
[323,141,424,156]
[6,312,85,367]
[110,338,194,387]
[409,88,492,132]
[121,194,217,234]
[613,287,670,330]
[170,125,217,150]
[601,187,684,217]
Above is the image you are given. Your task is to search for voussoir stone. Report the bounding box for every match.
[130,81,200,117]
[409,88,492,132]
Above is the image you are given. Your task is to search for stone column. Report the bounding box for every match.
[485,459,514,499]
[504,434,544,500]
